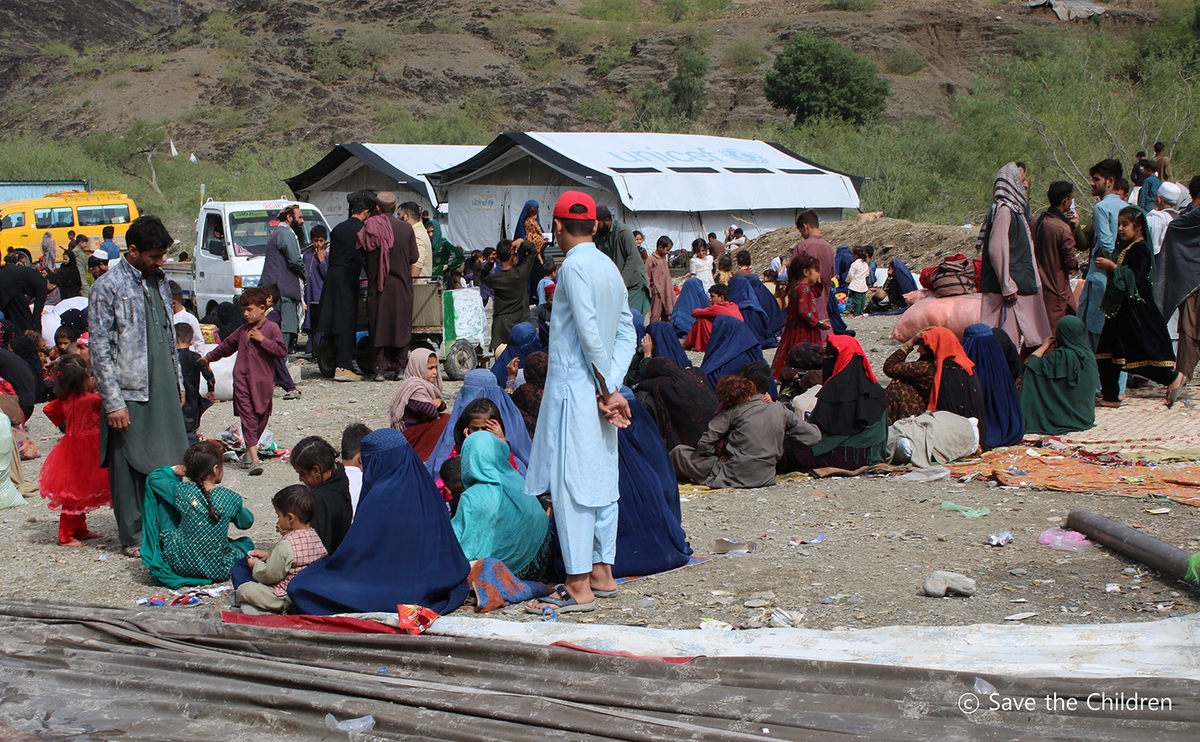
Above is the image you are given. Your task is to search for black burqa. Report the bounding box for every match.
[317,217,365,368]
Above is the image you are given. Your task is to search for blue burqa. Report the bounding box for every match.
[491,322,543,387]
[891,259,918,295]
[701,315,766,389]
[747,274,784,337]
[514,199,540,241]
[288,429,470,615]
[671,277,709,337]
[727,275,776,348]
[835,245,854,285]
[613,389,693,577]
[646,321,691,368]
[961,323,1025,449]
[426,369,533,477]
[631,308,645,349]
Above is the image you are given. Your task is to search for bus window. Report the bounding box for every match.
[77,204,132,226]
[36,208,74,229]
[0,213,25,230]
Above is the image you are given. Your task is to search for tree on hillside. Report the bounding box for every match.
[668,46,709,120]
[764,32,889,126]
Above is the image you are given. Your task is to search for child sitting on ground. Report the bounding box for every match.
[340,422,371,516]
[439,457,465,517]
[670,374,820,489]
[200,288,287,475]
[39,354,110,546]
[176,323,216,445]
[291,436,353,555]
[452,398,516,465]
[261,283,300,400]
[236,484,327,615]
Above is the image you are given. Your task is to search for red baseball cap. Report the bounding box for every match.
[553,190,597,221]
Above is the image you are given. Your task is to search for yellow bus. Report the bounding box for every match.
[0,190,139,261]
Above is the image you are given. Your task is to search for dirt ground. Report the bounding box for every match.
[4,312,1198,632]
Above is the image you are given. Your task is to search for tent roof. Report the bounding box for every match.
[1022,0,1106,21]
[284,143,484,204]
[428,132,862,212]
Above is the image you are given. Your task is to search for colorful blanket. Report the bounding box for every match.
[467,557,553,612]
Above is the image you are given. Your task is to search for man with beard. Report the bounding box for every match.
[594,206,650,314]
[1032,180,1079,333]
[319,192,372,382]
[258,204,307,353]
[357,191,419,382]
[398,200,431,278]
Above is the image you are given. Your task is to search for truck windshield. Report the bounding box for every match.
[227,209,327,257]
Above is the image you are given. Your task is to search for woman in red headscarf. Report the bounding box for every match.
[778,335,889,473]
[882,328,987,439]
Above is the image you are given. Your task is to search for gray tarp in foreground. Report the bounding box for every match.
[0,601,1195,740]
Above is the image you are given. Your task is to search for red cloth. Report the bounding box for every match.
[792,235,836,322]
[204,321,288,447]
[922,327,975,410]
[39,392,110,515]
[919,265,937,289]
[357,213,395,292]
[220,612,405,634]
[828,335,877,384]
[58,512,90,544]
[685,303,743,352]
[404,413,450,462]
[773,281,824,377]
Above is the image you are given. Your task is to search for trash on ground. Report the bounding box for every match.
[1105,583,1121,593]
[1004,612,1038,621]
[1037,527,1092,552]
[974,677,998,695]
[710,538,757,554]
[941,501,990,518]
[1143,507,1171,515]
[988,531,1013,546]
[898,466,950,482]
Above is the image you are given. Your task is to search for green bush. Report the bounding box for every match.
[269,105,306,133]
[206,12,251,57]
[578,93,617,122]
[310,27,392,84]
[40,41,76,58]
[721,37,767,74]
[581,0,641,23]
[884,46,926,75]
[523,46,561,81]
[822,0,878,10]
[668,45,709,120]
[657,0,692,22]
[764,32,889,126]
[213,110,246,135]
[593,44,631,76]
[370,99,495,145]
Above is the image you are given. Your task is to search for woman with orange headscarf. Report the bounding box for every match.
[882,327,988,445]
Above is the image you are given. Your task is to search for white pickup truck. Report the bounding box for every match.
[163,199,329,317]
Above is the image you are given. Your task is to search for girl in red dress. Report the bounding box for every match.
[39,354,110,546]
[773,254,829,379]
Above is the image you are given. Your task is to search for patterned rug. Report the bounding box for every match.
[1056,389,1200,454]
[950,447,1200,507]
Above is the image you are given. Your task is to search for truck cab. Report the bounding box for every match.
[181,199,329,318]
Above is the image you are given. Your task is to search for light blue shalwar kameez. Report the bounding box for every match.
[525,242,636,575]
[1078,193,1128,393]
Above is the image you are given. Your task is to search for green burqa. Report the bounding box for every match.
[431,221,463,286]
[1019,315,1099,435]
[451,431,549,577]
[100,275,190,547]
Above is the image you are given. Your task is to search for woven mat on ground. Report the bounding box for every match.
[1058,389,1200,454]
[949,447,1200,506]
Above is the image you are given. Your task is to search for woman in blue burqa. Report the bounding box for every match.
[288,428,470,615]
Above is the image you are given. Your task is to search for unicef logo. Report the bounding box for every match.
[720,148,769,165]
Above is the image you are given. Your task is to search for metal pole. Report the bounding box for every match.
[1065,508,1193,582]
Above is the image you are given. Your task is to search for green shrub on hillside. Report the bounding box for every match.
[523,46,561,81]
[721,38,767,74]
[40,42,76,58]
[668,46,709,120]
[206,12,251,57]
[822,0,878,10]
[581,0,640,23]
[765,32,889,126]
[884,46,927,75]
[579,93,618,123]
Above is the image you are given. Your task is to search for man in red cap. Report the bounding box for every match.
[525,191,637,614]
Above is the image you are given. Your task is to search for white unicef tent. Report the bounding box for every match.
[285,143,484,228]
[426,132,862,251]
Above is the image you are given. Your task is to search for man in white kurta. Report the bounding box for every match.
[525,191,636,612]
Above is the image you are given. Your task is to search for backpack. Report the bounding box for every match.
[930,257,975,297]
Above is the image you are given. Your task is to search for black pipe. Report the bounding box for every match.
[1065,508,1194,582]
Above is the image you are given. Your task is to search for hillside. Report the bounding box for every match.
[0,0,1174,230]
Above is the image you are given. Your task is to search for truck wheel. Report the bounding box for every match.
[443,339,477,381]
[316,338,335,379]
